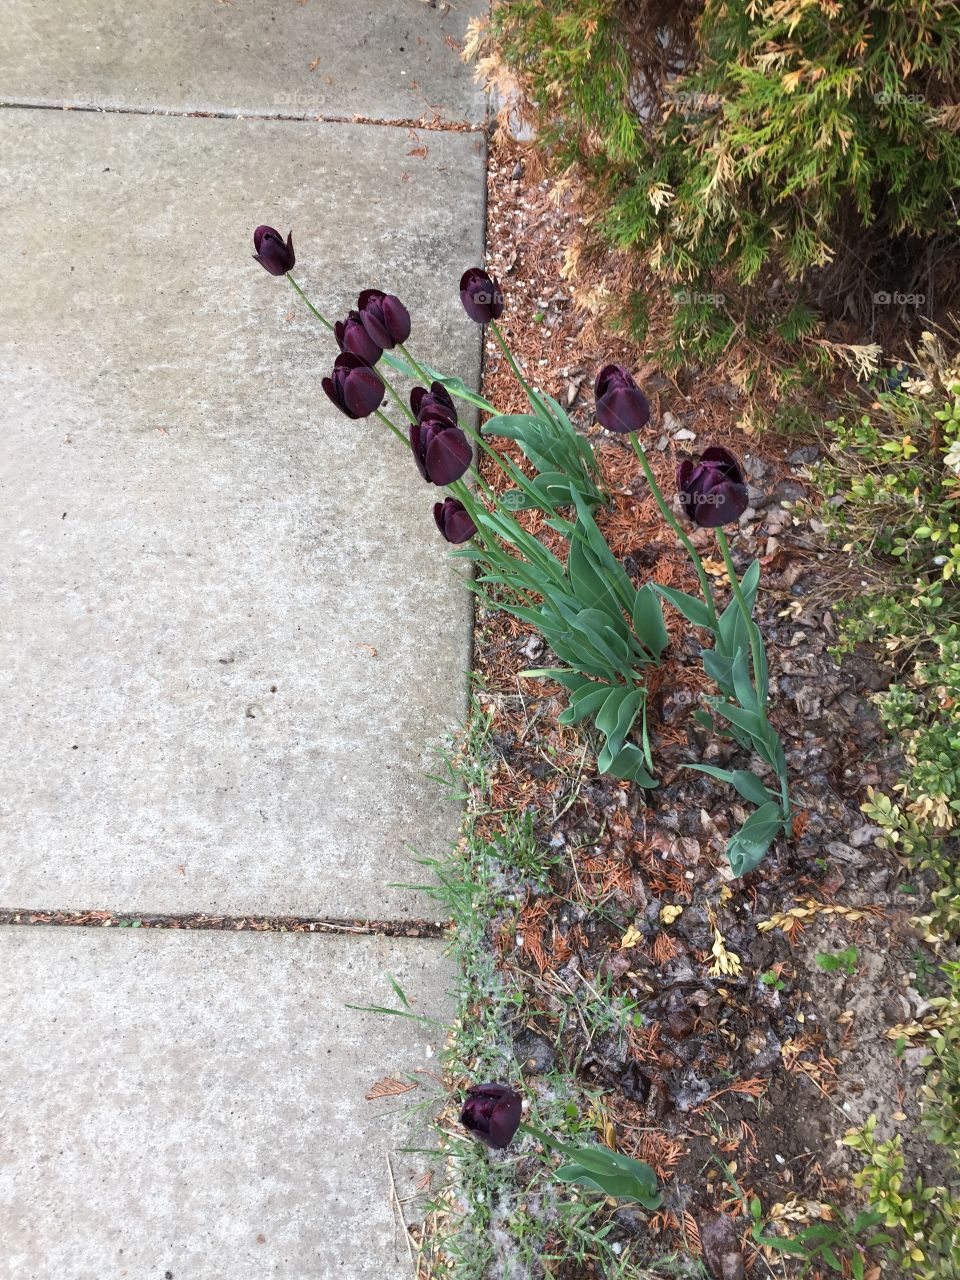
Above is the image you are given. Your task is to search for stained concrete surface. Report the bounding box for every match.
[0,927,451,1280]
[0,0,485,125]
[0,108,483,918]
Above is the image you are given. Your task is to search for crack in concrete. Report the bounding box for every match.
[0,99,484,132]
[0,908,449,938]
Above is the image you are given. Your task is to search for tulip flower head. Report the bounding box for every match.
[676,446,749,528]
[459,268,505,324]
[335,310,383,366]
[434,497,477,544]
[411,381,457,427]
[357,289,411,350]
[252,225,295,276]
[322,352,385,420]
[410,382,472,484]
[594,364,651,434]
[460,1083,523,1149]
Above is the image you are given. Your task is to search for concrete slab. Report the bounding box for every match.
[0,926,452,1280]
[0,0,486,125]
[0,109,483,917]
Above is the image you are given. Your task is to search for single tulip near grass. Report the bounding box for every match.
[459,1083,523,1149]
[321,351,385,419]
[252,225,295,276]
[676,446,750,529]
[458,1082,660,1207]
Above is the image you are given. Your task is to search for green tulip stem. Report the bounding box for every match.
[517,1121,560,1150]
[374,409,410,449]
[715,527,792,832]
[373,370,417,424]
[489,321,550,419]
[286,274,334,333]
[396,342,432,387]
[451,463,496,507]
[629,434,719,633]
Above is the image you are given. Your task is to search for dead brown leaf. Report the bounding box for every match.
[365,1076,418,1101]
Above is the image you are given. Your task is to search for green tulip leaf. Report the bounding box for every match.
[520,667,591,692]
[632,584,669,658]
[567,608,631,664]
[726,802,785,877]
[381,354,496,411]
[711,699,765,739]
[491,488,528,512]
[655,584,715,630]
[600,743,658,788]
[731,647,760,714]
[701,646,736,698]
[683,763,775,806]
[550,1146,660,1208]
[595,686,644,757]
[559,682,616,726]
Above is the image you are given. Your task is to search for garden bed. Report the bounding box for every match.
[421,132,958,1280]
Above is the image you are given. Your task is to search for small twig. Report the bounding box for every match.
[385,1152,416,1271]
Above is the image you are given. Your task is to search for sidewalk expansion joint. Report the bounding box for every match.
[0,908,450,938]
[0,99,484,133]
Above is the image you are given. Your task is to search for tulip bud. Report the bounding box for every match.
[357,289,411,350]
[459,268,504,324]
[676,446,750,528]
[335,310,383,366]
[252,225,295,276]
[434,497,477,544]
[460,1083,523,1149]
[321,352,385,420]
[594,364,651,434]
[411,381,457,427]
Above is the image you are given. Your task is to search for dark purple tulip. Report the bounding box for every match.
[460,1083,523,1149]
[434,497,477,544]
[252,225,295,276]
[410,419,472,486]
[322,352,385,420]
[335,310,383,366]
[594,364,651,434]
[411,381,457,427]
[357,289,411,349]
[459,268,504,324]
[676,446,750,528]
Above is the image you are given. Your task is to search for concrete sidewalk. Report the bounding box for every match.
[0,3,484,1275]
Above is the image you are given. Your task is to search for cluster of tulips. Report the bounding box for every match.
[252,225,749,539]
[252,225,791,871]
